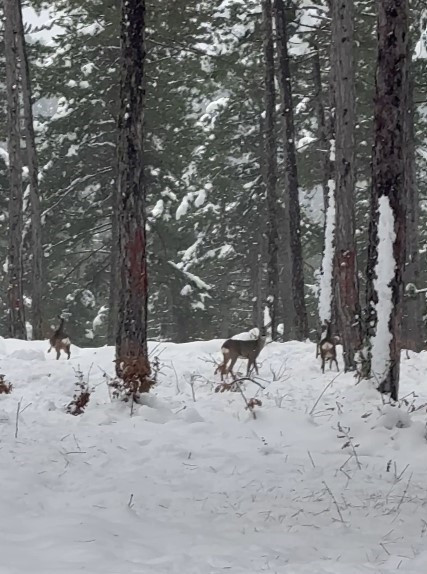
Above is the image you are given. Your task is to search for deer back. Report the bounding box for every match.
[222,336,265,359]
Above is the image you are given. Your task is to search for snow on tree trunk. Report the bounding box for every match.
[115,0,152,394]
[4,0,26,340]
[332,0,362,371]
[16,0,43,340]
[318,183,335,324]
[262,0,280,340]
[371,197,396,379]
[274,0,308,341]
[365,0,408,400]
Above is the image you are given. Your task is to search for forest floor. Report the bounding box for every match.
[0,336,426,573]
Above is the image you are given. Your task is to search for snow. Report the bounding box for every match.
[371,196,396,379]
[0,337,427,572]
[152,199,165,218]
[318,182,336,323]
[175,196,191,220]
[168,261,212,292]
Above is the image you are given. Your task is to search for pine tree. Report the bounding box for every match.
[115,0,151,394]
[16,0,43,340]
[3,0,26,339]
[366,0,408,400]
[332,0,362,370]
[274,0,308,340]
[262,0,279,339]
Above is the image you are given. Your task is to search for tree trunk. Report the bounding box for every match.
[115,0,151,393]
[366,0,408,400]
[312,44,333,217]
[313,41,337,330]
[4,0,26,340]
[251,230,265,330]
[274,0,308,340]
[401,59,423,352]
[16,0,43,340]
[332,0,362,370]
[262,0,279,340]
[107,180,119,345]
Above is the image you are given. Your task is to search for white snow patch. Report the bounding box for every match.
[0,337,425,572]
[176,196,191,220]
[318,182,336,323]
[371,196,396,379]
[152,199,164,218]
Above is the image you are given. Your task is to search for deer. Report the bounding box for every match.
[317,319,339,373]
[48,317,71,360]
[215,327,266,380]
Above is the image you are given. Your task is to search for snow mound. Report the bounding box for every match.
[0,338,425,572]
[9,348,46,361]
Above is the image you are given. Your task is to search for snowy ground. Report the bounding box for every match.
[0,337,427,573]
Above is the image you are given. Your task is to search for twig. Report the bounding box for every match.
[15,398,31,439]
[307,450,316,468]
[235,381,256,419]
[189,378,196,402]
[309,373,341,416]
[396,473,413,513]
[323,481,345,523]
[170,361,180,394]
[128,494,134,508]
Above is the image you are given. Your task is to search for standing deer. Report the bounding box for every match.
[48,317,71,360]
[216,327,266,380]
[318,320,339,373]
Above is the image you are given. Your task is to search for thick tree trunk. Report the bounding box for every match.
[312,44,333,217]
[262,0,279,340]
[278,198,295,341]
[250,229,264,330]
[16,0,43,340]
[332,0,362,370]
[402,62,423,352]
[366,0,408,400]
[107,180,119,345]
[274,0,308,340]
[115,0,151,393]
[4,0,26,340]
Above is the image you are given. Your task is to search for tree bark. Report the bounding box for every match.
[4,0,26,340]
[332,0,362,370]
[274,0,308,340]
[366,0,408,400]
[401,59,423,352]
[312,44,333,218]
[16,0,43,340]
[262,0,280,340]
[115,0,151,393]
[107,180,119,345]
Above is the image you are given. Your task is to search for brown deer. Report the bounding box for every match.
[318,320,339,373]
[215,327,266,380]
[48,317,71,360]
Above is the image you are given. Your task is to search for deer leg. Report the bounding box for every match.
[334,357,339,371]
[56,348,61,360]
[253,360,259,375]
[227,356,238,378]
[321,356,325,374]
[66,345,71,360]
[219,362,228,381]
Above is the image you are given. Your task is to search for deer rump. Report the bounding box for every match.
[48,318,71,360]
[216,337,264,380]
